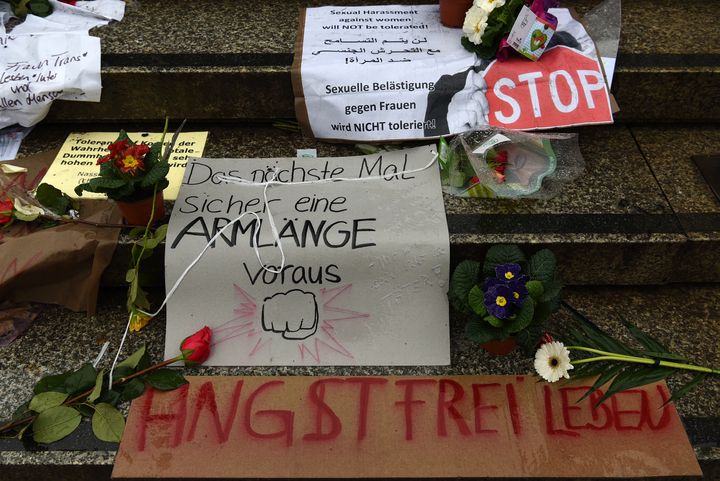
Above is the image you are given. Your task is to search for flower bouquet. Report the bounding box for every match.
[461,0,558,61]
[449,244,562,355]
[74,129,172,225]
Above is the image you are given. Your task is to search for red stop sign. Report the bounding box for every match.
[484,46,613,130]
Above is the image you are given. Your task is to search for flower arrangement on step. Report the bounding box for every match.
[0,174,77,228]
[534,303,720,406]
[74,120,183,226]
[449,244,562,355]
[461,0,558,61]
[0,327,212,444]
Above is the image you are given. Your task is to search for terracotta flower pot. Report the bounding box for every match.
[480,336,517,356]
[439,0,473,28]
[116,191,165,225]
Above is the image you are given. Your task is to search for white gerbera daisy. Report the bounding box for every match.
[463,6,489,45]
[475,0,507,13]
[534,341,574,382]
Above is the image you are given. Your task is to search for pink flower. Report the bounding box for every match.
[496,36,512,62]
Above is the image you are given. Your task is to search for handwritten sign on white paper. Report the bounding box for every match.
[164,146,450,366]
[0,29,101,129]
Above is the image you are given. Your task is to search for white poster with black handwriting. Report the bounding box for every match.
[164,146,450,366]
[295,5,612,141]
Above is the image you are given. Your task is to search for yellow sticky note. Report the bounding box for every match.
[43,131,209,201]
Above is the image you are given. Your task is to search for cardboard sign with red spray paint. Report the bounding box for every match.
[484,46,613,130]
[113,375,701,479]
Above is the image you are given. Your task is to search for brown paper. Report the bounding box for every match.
[113,375,702,479]
[0,150,122,314]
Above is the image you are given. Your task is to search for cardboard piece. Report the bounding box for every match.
[0,149,122,314]
[164,146,450,366]
[113,375,702,479]
[42,131,209,201]
[292,5,613,142]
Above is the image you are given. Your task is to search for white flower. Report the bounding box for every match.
[475,0,507,13]
[13,198,44,222]
[534,341,574,382]
[463,6,489,45]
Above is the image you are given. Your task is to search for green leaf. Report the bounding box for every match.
[117,345,146,370]
[127,226,146,239]
[577,365,625,402]
[29,392,69,413]
[516,325,544,356]
[121,378,146,402]
[64,364,98,395]
[134,287,151,310]
[465,317,505,344]
[528,249,556,282]
[140,161,170,190]
[483,245,525,275]
[143,369,188,391]
[34,371,72,394]
[88,370,105,403]
[97,389,122,407]
[125,268,136,283]
[594,366,676,407]
[467,285,487,316]
[89,177,127,190]
[505,299,535,334]
[526,280,544,300]
[153,224,168,242]
[91,403,126,443]
[35,183,70,215]
[620,318,669,354]
[664,373,708,406]
[540,279,563,303]
[32,406,81,444]
[75,404,95,417]
[449,260,480,313]
[484,315,504,328]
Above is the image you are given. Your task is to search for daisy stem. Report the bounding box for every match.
[572,354,720,375]
[566,345,639,360]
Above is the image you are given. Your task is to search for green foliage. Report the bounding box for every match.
[144,369,189,391]
[461,0,524,59]
[562,305,717,407]
[29,392,68,413]
[74,130,171,201]
[451,245,561,348]
[35,183,73,216]
[448,260,480,314]
[32,406,81,444]
[92,403,125,443]
[528,249,556,283]
[483,244,525,275]
[9,0,52,18]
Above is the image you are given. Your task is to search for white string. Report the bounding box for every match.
[107,150,438,388]
[92,341,110,368]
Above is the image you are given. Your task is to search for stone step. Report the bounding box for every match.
[1,284,719,479]
[17,121,720,286]
[39,0,720,124]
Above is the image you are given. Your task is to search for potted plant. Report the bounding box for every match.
[439,0,473,28]
[74,128,172,225]
[448,244,562,355]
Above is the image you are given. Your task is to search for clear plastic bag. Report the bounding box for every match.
[0,170,61,220]
[439,128,584,199]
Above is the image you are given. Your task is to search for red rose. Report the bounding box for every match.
[180,326,212,365]
[0,197,13,225]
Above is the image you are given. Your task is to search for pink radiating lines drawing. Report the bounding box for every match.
[211,283,369,363]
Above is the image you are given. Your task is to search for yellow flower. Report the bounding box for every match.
[130,311,153,332]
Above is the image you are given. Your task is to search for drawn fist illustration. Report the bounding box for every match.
[261,290,319,340]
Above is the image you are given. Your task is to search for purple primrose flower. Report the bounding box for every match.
[484,284,514,320]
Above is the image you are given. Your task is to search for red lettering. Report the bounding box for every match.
[303,379,343,442]
[612,390,643,431]
[471,383,500,434]
[244,381,294,447]
[437,379,471,437]
[136,385,189,451]
[394,379,436,441]
[186,380,243,443]
[346,377,388,441]
[544,386,579,437]
[639,386,672,430]
[505,383,522,435]
[589,389,613,430]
